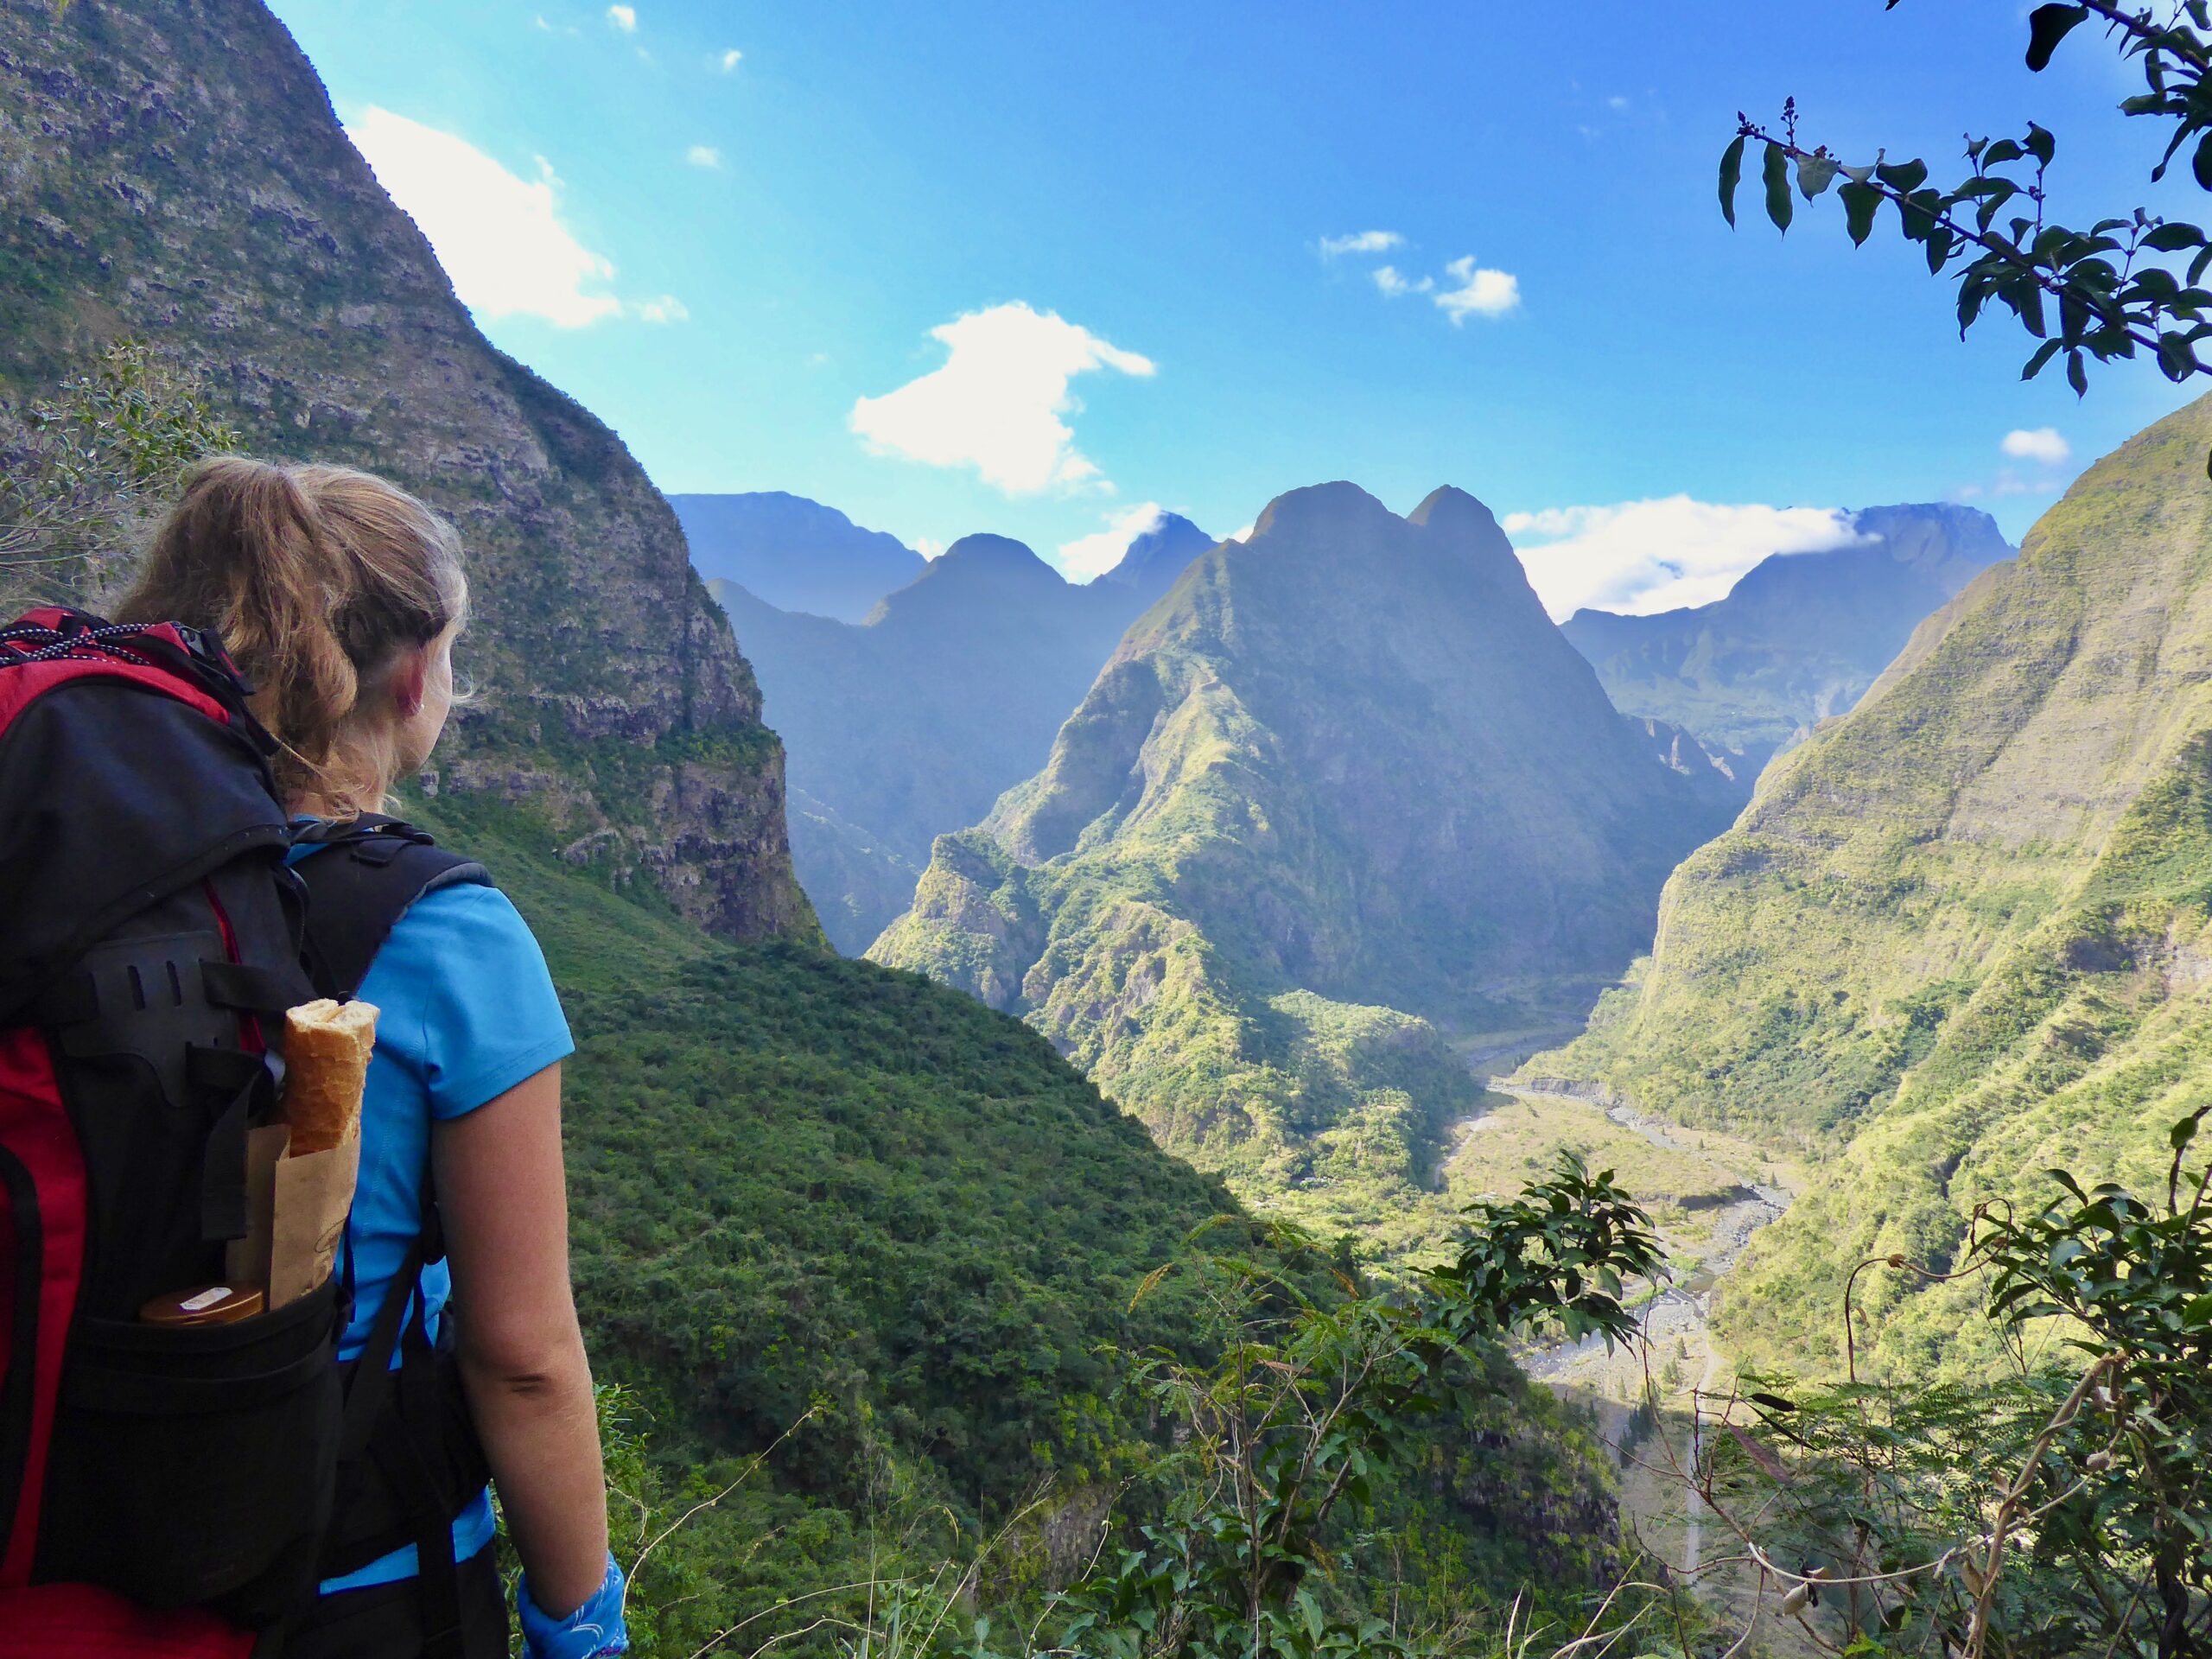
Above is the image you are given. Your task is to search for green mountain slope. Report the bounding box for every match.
[1532,394,2212,1380]
[1560,503,2012,774]
[0,0,810,940]
[408,791,1624,1641]
[405,788,1237,1511]
[874,481,1732,1255]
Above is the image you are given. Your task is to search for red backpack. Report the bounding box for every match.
[0,607,515,1659]
[0,607,328,1654]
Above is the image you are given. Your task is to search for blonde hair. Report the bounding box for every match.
[118,456,468,814]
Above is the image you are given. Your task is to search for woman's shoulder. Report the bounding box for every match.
[379,876,544,976]
[370,875,573,1118]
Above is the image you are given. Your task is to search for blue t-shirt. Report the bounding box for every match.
[287,843,575,1595]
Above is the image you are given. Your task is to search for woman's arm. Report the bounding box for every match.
[433,1060,610,1618]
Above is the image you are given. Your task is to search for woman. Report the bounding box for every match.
[118,456,626,1659]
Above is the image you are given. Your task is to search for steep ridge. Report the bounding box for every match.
[1533,394,2212,1379]
[726,523,1214,950]
[0,0,810,939]
[1562,503,2012,775]
[671,490,924,623]
[874,482,1733,1248]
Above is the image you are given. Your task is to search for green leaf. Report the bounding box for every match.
[1796,154,1840,200]
[1840,180,1882,246]
[1764,141,1794,233]
[2023,339,2063,379]
[1876,157,1929,194]
[2194,130,2212,193]
[2024,122,2056,166]
[1719,134,1746,228]
[2025,4,2088,72]
[2142,221,2205,253]
[2068,349,2088,395]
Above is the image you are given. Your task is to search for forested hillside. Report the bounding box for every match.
[1534,391,2212,1380]
[400,788,1624,1646]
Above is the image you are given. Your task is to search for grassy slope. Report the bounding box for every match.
[406,791,1626,1643]
[1529,391,2212,1380]
[408,789,1237,1514]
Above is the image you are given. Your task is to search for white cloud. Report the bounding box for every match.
[1320,230,1404,258]
[849,302,1155,495]
[685,144,721,168]
[1228,523,1255,543]
[1372,265,1433,297]
[1503,496,1867,618]
[717,48,743,72]
[1606,94,1630,111]
[1058,502,1169,582]
[915,537,946,559]
[1434,256,1520,323]
[2001,426,2070,465]
[632,295,687,323]
[346,107,650,328]
[606,4,636,30]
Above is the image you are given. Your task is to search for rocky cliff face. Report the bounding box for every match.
[0,0,811,940]
[874,482,1732,1249]
[1535,396,2212,1377]
[1561,503,2013,771]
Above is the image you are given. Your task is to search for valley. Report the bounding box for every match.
[9,2,2207,1652]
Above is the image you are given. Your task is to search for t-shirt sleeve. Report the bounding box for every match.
[378,883,575,1121]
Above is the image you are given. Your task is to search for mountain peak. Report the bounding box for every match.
[931,532,1063,580]
[1247,480,1394,543]
[1096,511,1215,601]
[1408,484,1499,535]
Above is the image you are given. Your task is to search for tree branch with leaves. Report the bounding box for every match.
[1720,3,2212,468]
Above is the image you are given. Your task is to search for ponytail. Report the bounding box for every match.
[118,456,467,813]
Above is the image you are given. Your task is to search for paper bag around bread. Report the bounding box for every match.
[266,998,379,1307]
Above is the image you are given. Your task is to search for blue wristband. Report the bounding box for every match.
[518,1552,628,1659]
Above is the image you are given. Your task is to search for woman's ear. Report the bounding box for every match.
[390,645,430,719]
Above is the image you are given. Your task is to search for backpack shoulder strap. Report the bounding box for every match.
[289,816,492,1001]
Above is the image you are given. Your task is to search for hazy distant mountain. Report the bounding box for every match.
[873,483,1735,1246]
[1093,512,1217,602]
[718,519,1217,950]
[1561,503,2013,770]
[673,491,925,622]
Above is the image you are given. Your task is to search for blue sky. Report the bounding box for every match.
[268,0,2209,612]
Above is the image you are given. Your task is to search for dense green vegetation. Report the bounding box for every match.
[414,791,1627,1652]
[876,482,1731,1267]
[415,789,1233,1504]
[1532,390,2212,1383]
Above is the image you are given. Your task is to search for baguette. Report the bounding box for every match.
[283,998,379,1154]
